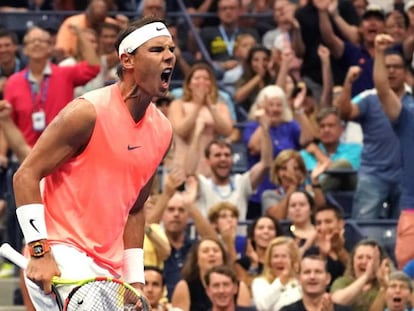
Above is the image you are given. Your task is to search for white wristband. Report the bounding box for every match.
[16,204,48,244]
[122,248,145,284]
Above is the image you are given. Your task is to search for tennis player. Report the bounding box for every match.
[13,16,175,310]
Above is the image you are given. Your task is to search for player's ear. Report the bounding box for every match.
[120,53,134,70]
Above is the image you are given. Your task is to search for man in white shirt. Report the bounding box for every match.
[186,114,273,220]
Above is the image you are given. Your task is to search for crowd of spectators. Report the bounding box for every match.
[1,0,414,310]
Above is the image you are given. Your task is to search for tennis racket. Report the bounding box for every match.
[0,243,150,311]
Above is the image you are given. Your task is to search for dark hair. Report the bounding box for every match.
[204,139,232,158]
[300,253,329,273]
[314,203,344,220]
[115,16,168,79]
[0,28,18,45]
[385,9,409,29]
[345,239,388,279]
[241,45,272,83]
[287,190,316,224]
[384,48,408,69]
[144,266,164,286]
[204,265,238,286]
[181,237,229,282]
[98,22,121,35]
[247,216,282,250]
[316,107,342,124]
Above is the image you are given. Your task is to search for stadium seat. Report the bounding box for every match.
[325,191,355,219]
[354,219,398,265]
[231,142,248,174]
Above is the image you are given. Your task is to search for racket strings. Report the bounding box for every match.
[65,280,139,311]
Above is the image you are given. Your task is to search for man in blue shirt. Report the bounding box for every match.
[300,108,362,192]
[335,49,414,219]
[373,33,414,269]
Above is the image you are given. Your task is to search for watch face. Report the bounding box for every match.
[33,244,44,256]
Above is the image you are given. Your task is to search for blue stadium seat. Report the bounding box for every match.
[325,191,355,219]
[354,219,398,265]
[231,142,248,174]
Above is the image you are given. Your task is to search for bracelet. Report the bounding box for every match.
[294,108,304,115]
[16,204,48,244]
[312,183,322,188]
[122,248,145,284]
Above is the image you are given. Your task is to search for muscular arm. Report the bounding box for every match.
[13,98,96,206]
[12,98,96,294]
[373,35,402,121]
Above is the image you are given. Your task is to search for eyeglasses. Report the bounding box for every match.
[25,38,51,45]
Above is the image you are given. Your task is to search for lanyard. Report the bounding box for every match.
[211,176,235,199]
[25,70,50,111]
[218,25,238,56]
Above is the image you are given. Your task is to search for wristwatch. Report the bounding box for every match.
[29,240,51,258]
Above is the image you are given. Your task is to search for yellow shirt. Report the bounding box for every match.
[144,223,169,269]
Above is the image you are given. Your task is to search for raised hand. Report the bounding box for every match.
[317,45,330,63]
[163,167,186,196]
[279,265,292,285]
[376,257,391,288]
[246,238,259,267]
[183,175,198,204]
[375,34,394,53]
[320,293,334,311]
[330,230,345,253]
[345,66,361,85]
[328,0,338,15]
[313,0,331,11]
[293,84,307,110]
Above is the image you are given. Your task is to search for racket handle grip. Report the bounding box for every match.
[0,243,28,269]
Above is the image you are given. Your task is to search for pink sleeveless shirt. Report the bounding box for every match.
[43,84,172,274]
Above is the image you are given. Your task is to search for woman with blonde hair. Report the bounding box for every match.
[243,85,314,219]
[262,149,326,220]
[168,62,234,176]
[251,236,302,311]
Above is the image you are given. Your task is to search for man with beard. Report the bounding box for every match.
[186,112,273,220]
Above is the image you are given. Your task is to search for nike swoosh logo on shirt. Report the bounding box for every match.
[127,145,141,150]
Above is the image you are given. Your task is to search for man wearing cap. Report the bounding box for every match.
[316,0,385,96]
[12,16,175,310]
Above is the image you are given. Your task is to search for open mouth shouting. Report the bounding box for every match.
[160,68,173,91]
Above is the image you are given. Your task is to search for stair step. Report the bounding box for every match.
[0,277,21,306]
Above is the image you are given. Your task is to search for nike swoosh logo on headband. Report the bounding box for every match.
[156,27,165,31]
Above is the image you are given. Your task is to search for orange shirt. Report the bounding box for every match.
[44,84,172,275]
[55,13,117,57]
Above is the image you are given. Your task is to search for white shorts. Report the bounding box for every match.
[24,244,115,310]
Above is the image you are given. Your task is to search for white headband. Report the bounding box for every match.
[118,22,172,56]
